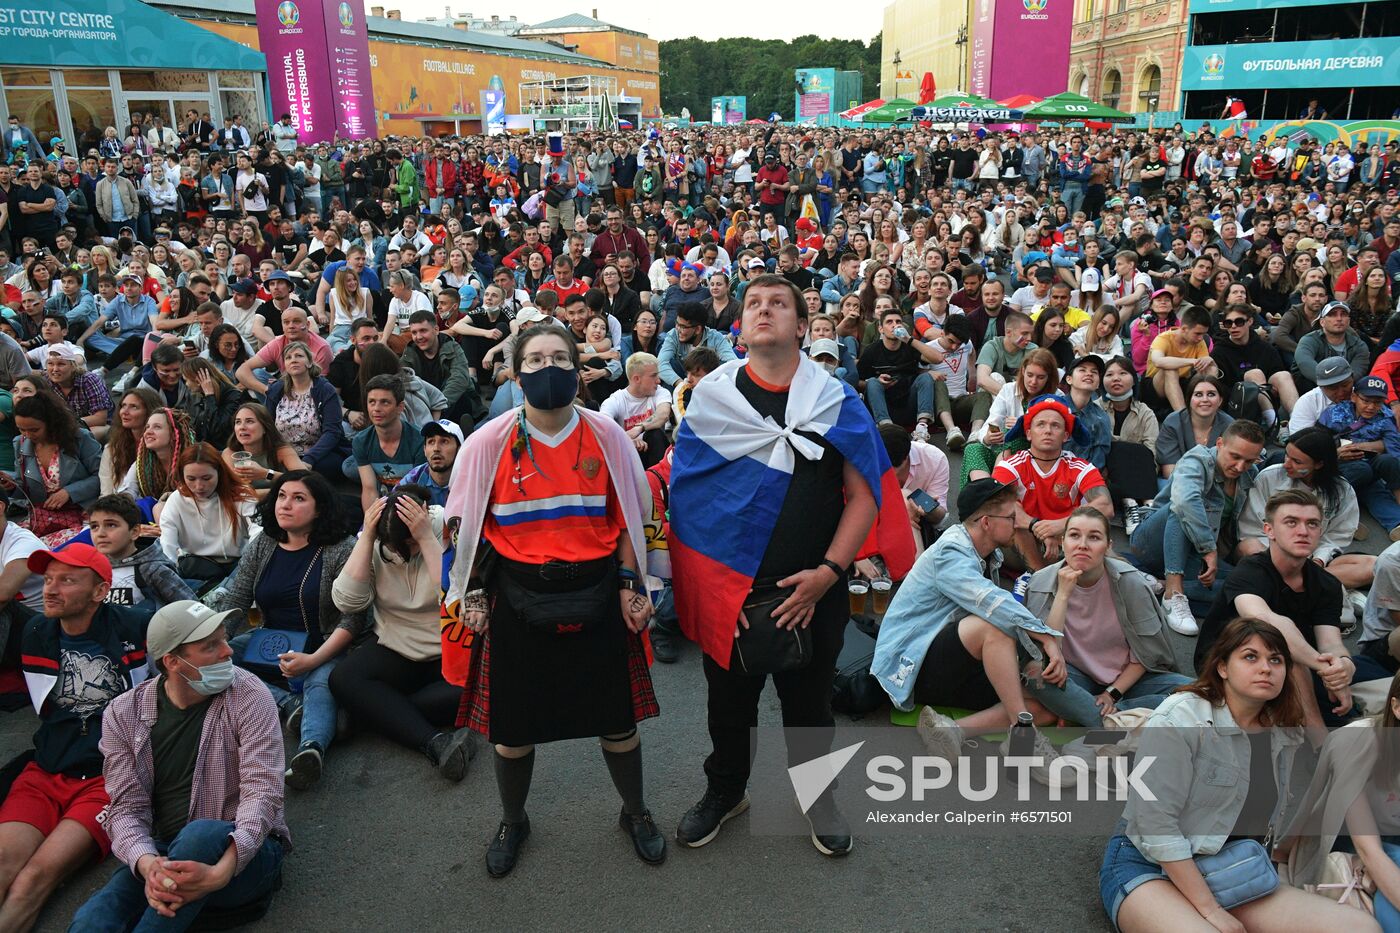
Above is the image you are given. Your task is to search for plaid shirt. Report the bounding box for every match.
[99,668,291,876]
[56,371,114,420]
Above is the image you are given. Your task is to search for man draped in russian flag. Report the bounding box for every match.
[668,274,915,858]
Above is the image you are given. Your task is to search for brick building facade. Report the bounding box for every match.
[1068,0,1188,117]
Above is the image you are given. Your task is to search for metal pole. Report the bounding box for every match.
[1346,87,1355,120]
[1261,88,1269,122]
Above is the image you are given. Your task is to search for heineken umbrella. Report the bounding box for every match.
[596,92,617,132]
[911,92,1024,123]
[862,98,919,124]
[838,98,886,122]
[1022,92,1134,124]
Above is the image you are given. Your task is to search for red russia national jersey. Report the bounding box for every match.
[992,450,1105,521]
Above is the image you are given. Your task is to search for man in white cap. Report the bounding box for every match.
[71,600,289,930]
[400,419,463,506]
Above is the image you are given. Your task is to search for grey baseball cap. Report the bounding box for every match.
[1314,356,1352,387]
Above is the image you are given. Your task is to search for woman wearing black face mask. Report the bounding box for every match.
[443,324,663,878]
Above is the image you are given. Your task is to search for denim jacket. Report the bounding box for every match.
[1066,393,1111,470]
[1161,444,1257,555]
[871,522,1060,711]
[1124,692,1303,863]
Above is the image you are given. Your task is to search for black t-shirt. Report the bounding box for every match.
[151,680,211,842]
[15,182,58,237]
[857,339,923,383]
[949,149,978,180]
[256,298,306,338]
[327,346,363,411]
[781,266,818,292]
[1196,552,1342,669]
[736,367,845,581]
[1211,333,1284,383]
[1227,730,1277,843]
[270,234,305,266]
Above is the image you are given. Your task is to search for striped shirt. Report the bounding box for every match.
[99,668,290,875]
[483,414,624,564]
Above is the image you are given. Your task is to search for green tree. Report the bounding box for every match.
[658,33,882,120]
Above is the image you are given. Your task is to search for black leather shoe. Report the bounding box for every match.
[675,789,749,848]
[804,794,853,857]
[619,809,667,864]
[649,629,679,664]
[486,817,530,877]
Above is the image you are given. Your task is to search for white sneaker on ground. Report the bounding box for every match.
[1343,589,1366,636]
[945,426,966,451]
[1124,504,1151,539]
[916,707,964,762]
[1163,593,1199,635]
[911,421,931,444]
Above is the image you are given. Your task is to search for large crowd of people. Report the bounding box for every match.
[0,105,1397,929]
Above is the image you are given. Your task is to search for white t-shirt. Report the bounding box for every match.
[599,385,672,432]
[386,290,433,336]
[927,340,974,398]
[0,522,44,610]
[1288,386,1333,435]
[1008,285,1050,314]
[106,561,148,608]
[236,169,268,212]
[220,299,262,350]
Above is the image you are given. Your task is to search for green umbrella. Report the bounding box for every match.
[1022,92,1134,124]
[862,98,918,124]
[924,92,1002,110]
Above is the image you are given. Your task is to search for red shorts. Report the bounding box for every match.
[0,763,111,857]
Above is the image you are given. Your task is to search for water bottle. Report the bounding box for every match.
[1008,711,1036,760]
[893,324,910,341]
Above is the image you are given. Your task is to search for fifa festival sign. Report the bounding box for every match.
[970,0,1073,101]
[256,0,377,141]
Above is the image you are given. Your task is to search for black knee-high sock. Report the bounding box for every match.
[602,743,646,815]
[494,749,535,823]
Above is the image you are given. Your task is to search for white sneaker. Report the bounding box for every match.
[1139,573,1165,597]
[916,707,964,762]
[1343,589,1366,636]
[1163,593,1199,635]
[1124,505,1150,539]
[1000,727,1067,787]
[1012,571,1031,603]
[945,426,966,451]
[911,421,931,444]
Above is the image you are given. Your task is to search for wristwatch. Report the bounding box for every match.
[1107,686,1123,702]
[265,469,275,480]
[618,576,640,592]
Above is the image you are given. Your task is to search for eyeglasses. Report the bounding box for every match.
[983,512,1017,525]
[519,352,575,373]
[1223,318,1250,328]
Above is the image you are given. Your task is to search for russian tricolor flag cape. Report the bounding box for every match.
[669,356,915,668]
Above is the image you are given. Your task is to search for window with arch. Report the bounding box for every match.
[1101,70,1122,110]
[1137,65,1162,111]
[1077,74,1091,97]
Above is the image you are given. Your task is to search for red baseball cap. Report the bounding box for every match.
[28,544,112,585]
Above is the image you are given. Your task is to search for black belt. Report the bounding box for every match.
[501,556,613,583]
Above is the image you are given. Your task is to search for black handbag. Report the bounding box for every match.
[732,583,812,675]
[501,571,614,637]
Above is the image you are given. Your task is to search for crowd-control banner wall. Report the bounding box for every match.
[971,0,1073,101]
[255,0,376,142]
[1180,37,1400,91]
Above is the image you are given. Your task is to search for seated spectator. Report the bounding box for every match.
[922,316,975,448]
[70,600,289,931]
[962,348,1057,486]
[400,419,461,507]
[223,402,312,500]
[1197,489,1392,729]
[448,283,515,378]
[1063,355,1111,470]
[1102,617,1367,933]
[216,471,361,789]
[1030,305,1075,372]
[235,306,332,397]
[1130,420,1266,633]
[599,352,672,468]
[159,443,259,585]
[1155,373,1234,478]
[872,478,1065,782]
[8,392,104,547]
[89,492,194,609]
[1146,304,1218,411]
[1293,299,1370,393]
[80,272,155,370]
[1211,301,1298,431]
[1070,306,1125,362]
[617,308,661,371]
[1238,428,1374,597]
[857,307,940,439]
[657,302,735,387]
[99,387,163,496]
[126,342,189,410]
[992,394,1113,571]
[119,406,197,514]
[1288,355,1353,437]
[673,346,720,423]
[971,309,1036,438]
[1316,375,1400,541]
[807,312,859,387]
[330,487,472,781]
[181,357,242,448]
[1024,507,1190,726]
[205,321,250,386]
[43,344,112,441]
[353,374,427,513]
[879,422,948,554]
[262,341,347,480]
[401,309,480,429]
[0,545,150,932]
[1127,287,1179,376]
[1098,357,1160,535]
[356,343,445,427]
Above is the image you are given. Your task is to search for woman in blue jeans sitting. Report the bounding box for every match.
[216,470,363,791]
[1024,507,1191,726]
[1283,672,1400,932]
[1101,617,1374,933]
[1128,419,1266,637]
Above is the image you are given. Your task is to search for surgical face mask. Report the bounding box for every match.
[180,656,235,696]
[818,360,838,375]
[1106,387,1135,403]
[518,364,578,410]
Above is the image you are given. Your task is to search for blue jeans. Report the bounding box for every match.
[951,177,975,196]
[1060,182,1085,217]
[1379,842,1400,932]
[68,820,283,933]
[1128,503,1233,616]
[1339,455,1400,532]
[327,323,351,355]
[488,381,523,419]
[1027,661,1192,727]
[229,631,338,751]
[866,371,934,425]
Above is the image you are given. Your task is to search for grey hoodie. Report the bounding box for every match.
[107,540,195,609]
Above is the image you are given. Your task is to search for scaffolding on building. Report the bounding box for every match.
[518,74,640,131]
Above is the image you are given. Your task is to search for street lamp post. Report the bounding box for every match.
[892,50,902,99]
[954,26,968,89]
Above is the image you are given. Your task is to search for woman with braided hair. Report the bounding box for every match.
[118,406,196,520]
